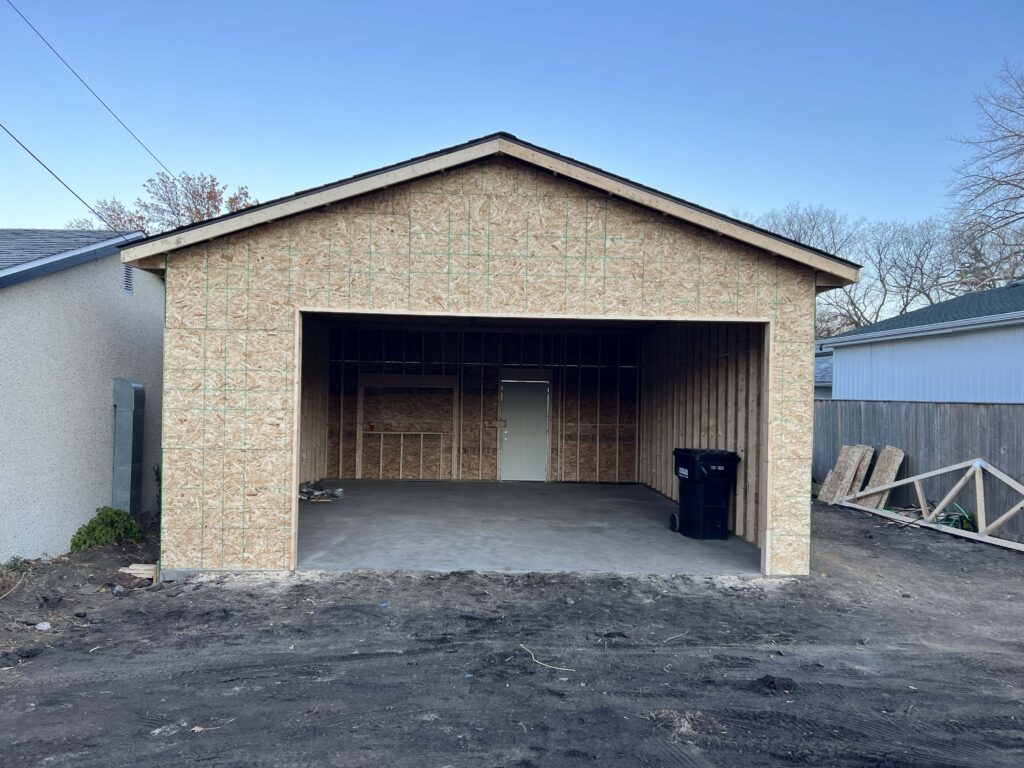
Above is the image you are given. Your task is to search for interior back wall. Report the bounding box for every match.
[307,323,640,483]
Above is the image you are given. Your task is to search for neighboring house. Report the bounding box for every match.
[121,133,859,577]
[813,281,1024,540]
[824,281,1024,402]
[0,230,164,561]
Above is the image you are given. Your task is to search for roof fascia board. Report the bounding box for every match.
[495,139,859,284]
[0,232,142,290]
[120,135,857,283]
[827,309,1024,348]
[120,139,502,263]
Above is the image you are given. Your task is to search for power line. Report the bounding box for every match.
[0,119,131,240]
[4,0,179,181]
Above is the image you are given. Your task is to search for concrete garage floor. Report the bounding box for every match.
[297,480,761,575]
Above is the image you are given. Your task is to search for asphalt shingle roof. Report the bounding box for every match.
[833,281,1024,340]
[0,229,119,271]
[814,354,833,385]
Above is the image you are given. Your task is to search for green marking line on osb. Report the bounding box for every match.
[561,197,569,303]
[200,249,210,569]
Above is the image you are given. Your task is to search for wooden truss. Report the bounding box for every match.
[836,459,1024,554]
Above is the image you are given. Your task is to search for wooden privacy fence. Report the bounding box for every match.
[813,400,1024,541]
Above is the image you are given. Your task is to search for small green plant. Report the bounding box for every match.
[70,507,143,551]
[2,556,30,573]
[935,502,976,532]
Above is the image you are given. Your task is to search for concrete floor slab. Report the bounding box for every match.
[297,481,761,575]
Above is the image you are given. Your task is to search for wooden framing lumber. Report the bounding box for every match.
[354,374,459,480]
[843,459,977,500]
[836,458,1024,548]
[837,500,1024,555]
[925,465,978,522]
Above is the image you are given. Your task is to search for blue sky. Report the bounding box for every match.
[2,0,1022,228]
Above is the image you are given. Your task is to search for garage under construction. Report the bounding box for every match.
[121,133,859,576]
[294,314,769,573]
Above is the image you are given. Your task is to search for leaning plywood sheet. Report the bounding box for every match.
[820,445,870,504]
[849,446,874,498]
[858,445,905,509]
[818,445,856,503]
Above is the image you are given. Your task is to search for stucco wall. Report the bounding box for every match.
[0,254,164,560]
[159,157,816,574]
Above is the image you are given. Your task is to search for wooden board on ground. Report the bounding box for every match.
[818,446,856,503]
[118,564,157,581]
[858,445,905,509]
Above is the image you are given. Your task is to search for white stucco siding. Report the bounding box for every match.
[832,324,1024,403]
[0,254,164,560]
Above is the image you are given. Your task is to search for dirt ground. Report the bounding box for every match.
[2,503,1024,768]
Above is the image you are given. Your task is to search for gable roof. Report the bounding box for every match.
[827,280,1024,347]
[119,133,860,286]
[0,229,144,290]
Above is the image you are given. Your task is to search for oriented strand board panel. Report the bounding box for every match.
[859,445,905,509]
[818,445,858,503]
[849,446,874,498]
[160,156,817,575]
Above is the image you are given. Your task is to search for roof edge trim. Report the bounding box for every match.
[825,309,1024,348]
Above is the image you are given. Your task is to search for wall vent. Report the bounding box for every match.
[122,264,134,294]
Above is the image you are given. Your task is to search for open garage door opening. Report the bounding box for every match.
[295,311,766,575]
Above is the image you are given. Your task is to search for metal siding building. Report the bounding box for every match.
[832,324,1024,403]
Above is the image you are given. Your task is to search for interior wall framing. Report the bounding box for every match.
[638,321,767,547]
[301,317,641,483]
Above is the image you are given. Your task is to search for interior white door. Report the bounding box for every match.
[500,381,549,481]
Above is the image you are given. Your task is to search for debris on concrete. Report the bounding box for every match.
[33,621,50,631]
[298,482,343,503]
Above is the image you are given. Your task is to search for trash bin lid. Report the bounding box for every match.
[673,448,741,463]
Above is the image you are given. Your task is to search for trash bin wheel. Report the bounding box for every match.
[669,512,680,532]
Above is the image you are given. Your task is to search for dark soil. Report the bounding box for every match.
[3,504,1024,767]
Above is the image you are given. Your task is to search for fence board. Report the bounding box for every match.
[813,400,1024,541]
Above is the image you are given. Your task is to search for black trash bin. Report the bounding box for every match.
[670,449,741,540]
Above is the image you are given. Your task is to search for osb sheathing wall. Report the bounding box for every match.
[314,326,639,483]
[160,156,816,574]
[639,322,767,547]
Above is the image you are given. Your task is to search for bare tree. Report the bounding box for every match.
[757,206,961,337]
[955,63,1024,239]
[66,171,256,235]
[757,203,865,257]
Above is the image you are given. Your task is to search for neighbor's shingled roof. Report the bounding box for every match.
[833,281,1024,341]
[0,229,120,270]
[814,354,834,385]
